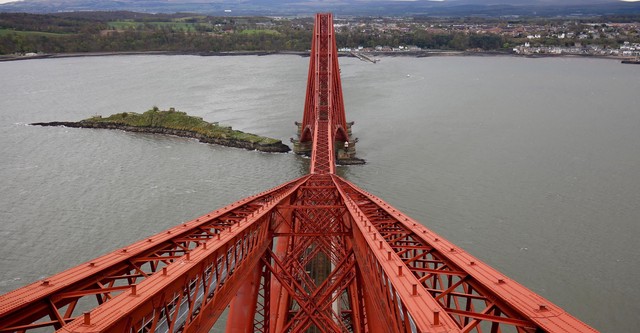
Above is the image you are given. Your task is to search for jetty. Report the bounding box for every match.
[350,51,378,63]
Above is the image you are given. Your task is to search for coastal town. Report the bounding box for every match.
[331,16,640,58]
[1,12,639,59]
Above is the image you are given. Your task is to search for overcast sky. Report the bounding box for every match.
[1,0,639,5]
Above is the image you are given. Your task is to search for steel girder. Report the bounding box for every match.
[333,176,598,333]
[302,13,348,164]
[258,174,363,332]
[225,255,265,333]
[309,13,336,175]
[0,176,309,332]
[310,119,335,175]
[0,173,598,333]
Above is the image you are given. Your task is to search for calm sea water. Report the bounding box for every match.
[1,55,639,332]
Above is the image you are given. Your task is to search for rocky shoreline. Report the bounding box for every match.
[31,121,291,153]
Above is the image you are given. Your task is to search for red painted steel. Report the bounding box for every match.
[0,176,309,332]
[309,14,336,174]
[332,176,598,333]
[0,12,598,333]
[301,13,349,147]
[261,174,362,332]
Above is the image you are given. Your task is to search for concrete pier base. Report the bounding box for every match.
[291,121,365,165]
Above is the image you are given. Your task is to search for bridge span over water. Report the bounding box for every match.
[0,13,596,333]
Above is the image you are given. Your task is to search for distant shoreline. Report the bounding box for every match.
[0,50,308,62]
[0,49,632,62]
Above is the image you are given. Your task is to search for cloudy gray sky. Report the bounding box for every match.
[1,0,638,5]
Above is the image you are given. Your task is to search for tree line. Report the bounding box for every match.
[0,12,554,55]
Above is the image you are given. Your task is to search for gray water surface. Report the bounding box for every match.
[1,55,639,332]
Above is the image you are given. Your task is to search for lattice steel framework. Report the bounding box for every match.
[0,13,597,333]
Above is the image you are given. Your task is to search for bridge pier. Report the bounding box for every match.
[292,121,364,165]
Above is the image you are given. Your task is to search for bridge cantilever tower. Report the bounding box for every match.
[293,14,359,166]
[0,13,596,333]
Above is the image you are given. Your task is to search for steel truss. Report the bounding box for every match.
[0,12,597,333]
[0,177,309,332]
[333,176,596,333]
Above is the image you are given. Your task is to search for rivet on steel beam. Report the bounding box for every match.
[42,280,50,286]
[122,249,127,253]
[131,284,137,296]
[422,230,427,233]
[498,278,505,284]
[148,238,153,242]
[539,304,548,311]
[398,266,403,276]
[373,234,377,240]
[433,310,440,326]
[434,238,439,242]
[387,251,392,260]
[167,230,172,234]
[379,241,383,249]
[183,224,188,228]
[203,243,207,250]
[368,226,371,232]
[89,262,96,267]
[196,218,200,222]
[469,261,475,266]
[217,233,221,240]
[186,253,191,261]
[84,312,91,325]
[162,267,168,276]
[450,248,455,252]
[412,284,418,295]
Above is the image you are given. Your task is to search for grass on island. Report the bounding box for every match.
[85,107,280,145]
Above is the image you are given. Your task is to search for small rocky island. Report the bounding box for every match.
[32,107,290,153]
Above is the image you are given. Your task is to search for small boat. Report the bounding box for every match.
[621,57,640,65]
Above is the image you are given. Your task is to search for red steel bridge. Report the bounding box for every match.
[0,13,597,333]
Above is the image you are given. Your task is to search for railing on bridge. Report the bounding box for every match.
[0,13,596,333]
